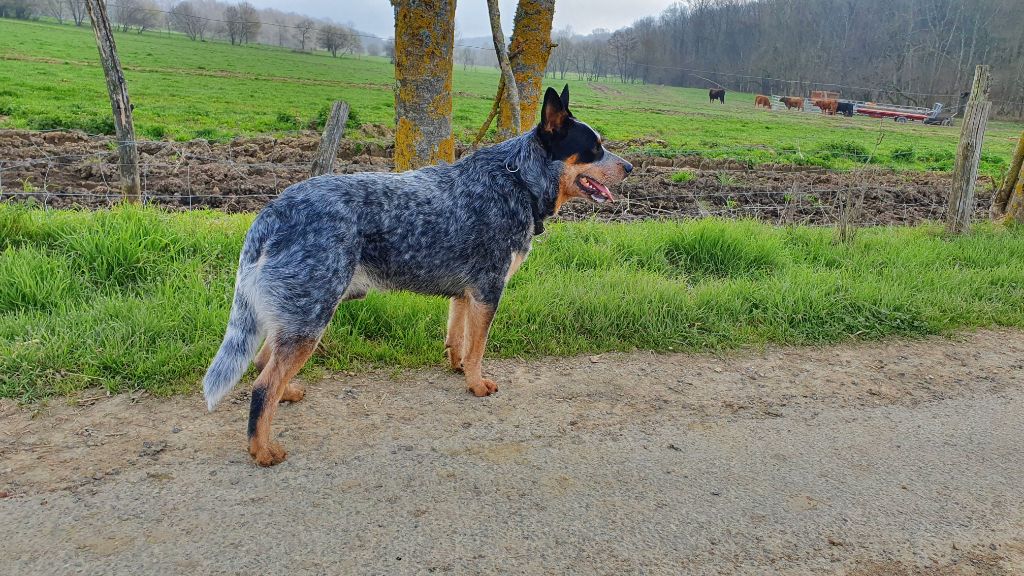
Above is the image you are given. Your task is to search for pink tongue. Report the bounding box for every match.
[591,179,614,201]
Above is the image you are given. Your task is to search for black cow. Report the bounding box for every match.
[709,88,725,104]
[837,102,854,117]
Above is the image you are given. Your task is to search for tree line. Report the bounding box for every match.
[1,0,376,56]
[546,0,1023,118]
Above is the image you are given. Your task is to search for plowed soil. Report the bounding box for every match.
[0,130,991,225]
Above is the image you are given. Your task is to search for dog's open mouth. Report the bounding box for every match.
[577,175,614,203]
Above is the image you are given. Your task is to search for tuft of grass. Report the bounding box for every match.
[715,172,739,185]
[890,145,917,163]
[1,204,1024,401]
[670,170,696,183]
[814,140,873,163]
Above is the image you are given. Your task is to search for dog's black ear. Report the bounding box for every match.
[540,86,569,134]
[560,84,571,115]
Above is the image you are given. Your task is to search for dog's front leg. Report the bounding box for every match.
[463,292,500,397]
[445,296,468,372]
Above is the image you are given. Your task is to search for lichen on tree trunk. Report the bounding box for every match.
[392,0,456,171]
[499,0,556,133]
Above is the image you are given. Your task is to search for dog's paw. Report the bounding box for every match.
[280,385,305,403]
[250,442,288,467]
[467,379,498,397]
[445,346,465,373]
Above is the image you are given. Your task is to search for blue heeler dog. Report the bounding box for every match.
[203,85,632,466]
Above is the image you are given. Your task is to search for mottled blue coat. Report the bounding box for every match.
[202,130,560,408]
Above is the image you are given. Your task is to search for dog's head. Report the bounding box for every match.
[535,85,632,211]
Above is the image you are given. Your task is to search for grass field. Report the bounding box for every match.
[1,18,1022,176]
[2,204,1023,401]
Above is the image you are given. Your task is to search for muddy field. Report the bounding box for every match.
[0,129,991,225]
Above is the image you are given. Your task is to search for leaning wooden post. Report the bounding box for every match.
[84,0,141,203]
[310,101,350,177]
[945,65,992,234]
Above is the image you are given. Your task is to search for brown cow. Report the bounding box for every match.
[813,98,839,115]
[781,96,804,111]
[754,94,772,109]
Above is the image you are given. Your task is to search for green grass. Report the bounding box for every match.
[670,170,696,183]
[2,203,1023,401]
[1,18,1022,175]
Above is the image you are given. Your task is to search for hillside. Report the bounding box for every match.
[0,18,1021,174]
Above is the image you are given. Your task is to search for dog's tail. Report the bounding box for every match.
[203,216,274,411]
[202,289,261,411]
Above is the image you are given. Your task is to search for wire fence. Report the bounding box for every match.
[0,129,981,228]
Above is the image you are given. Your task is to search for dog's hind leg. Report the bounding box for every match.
[253,342,271,372]
[445,296,468,372]
[244,234,358,465]
[247,337,319,466]
[253,341,302,402]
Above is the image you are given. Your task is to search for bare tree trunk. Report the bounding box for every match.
[473,74,504,148]
[392,0,456,171]
[946,65,992,235]
[84,0,140,203]
[486,0,520,140]
[991,128,1024,225]
[499,0,556,134]
[310,101,349,178]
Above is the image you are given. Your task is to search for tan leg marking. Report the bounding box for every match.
[253,342,271,372]
[445,296,468,372]
[248,340,317,467]
[255,342,304,403]
[505,251,528,283]
[463,296,497,397]
[280,382,306,403]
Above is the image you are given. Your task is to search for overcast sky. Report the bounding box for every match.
[244,0,676,39]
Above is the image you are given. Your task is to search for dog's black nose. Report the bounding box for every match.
[623,162,633,175]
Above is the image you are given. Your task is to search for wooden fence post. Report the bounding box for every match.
[946,65,992,234]
[84,0,141,203]
[310,101,350,177]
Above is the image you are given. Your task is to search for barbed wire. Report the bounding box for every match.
[0,130,973,229]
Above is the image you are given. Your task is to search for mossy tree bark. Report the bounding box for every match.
[498,0,556,134]
[392,0,456,171]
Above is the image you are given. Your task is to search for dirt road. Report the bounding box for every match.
[2,330,1023,575]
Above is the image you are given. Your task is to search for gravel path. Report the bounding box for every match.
[2,330,1023,575]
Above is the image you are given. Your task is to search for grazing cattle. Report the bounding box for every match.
[813,98,839,115]
[781,96,804,111]
[754,94,772,109]
[836,102,854,117]
[709,88,726,104]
